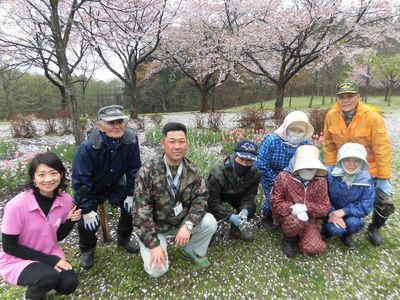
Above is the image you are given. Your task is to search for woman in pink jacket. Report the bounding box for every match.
[271,145,330,257]
[0,152,81,299]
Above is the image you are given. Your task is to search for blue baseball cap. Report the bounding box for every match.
[235,140,258,161]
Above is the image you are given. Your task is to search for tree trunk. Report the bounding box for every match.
[330,85,335,104]
[364,77,370,103]
[274,84,285,118]
[384,87,389,102]
[200,88,209,112]
[60,87,68,109]
[387,85,392,106]
[1,78,13,118]
[50,0,82,145]
[309,73,318,108]
[128,73,139,119]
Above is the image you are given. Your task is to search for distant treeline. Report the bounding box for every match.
[0,66,398,120]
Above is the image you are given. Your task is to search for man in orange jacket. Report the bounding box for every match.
[323,81,394,246]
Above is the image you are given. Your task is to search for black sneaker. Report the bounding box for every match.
[340,234,356,250]
[80,248,95,269]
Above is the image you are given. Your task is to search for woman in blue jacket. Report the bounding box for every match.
[323,142,375,250]
[257,111,314,229]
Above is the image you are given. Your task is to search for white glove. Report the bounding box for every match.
[124,196,134,213]
[297,211,309,222]
[82,211,100,231]
[290,203,307,215]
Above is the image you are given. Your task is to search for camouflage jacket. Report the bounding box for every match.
[206,155,261,221]
[133,156,208,249]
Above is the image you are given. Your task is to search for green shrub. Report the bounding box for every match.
[0,141,17,158]
[48,144,77,163]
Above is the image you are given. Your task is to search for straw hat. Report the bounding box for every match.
[293,145,327,176]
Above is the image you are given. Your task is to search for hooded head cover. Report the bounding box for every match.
[274,111,314,144]
[331,142,369,186]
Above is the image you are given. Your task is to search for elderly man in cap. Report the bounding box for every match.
[72,105,141,269]
[323,81,394,246]
[207,140,261,241]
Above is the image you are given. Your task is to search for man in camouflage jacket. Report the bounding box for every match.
[133,122,217,277]
[207,140,261,240]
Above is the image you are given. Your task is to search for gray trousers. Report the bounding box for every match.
[139,213,217,277]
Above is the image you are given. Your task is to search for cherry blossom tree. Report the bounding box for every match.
[159,0,234,112]
[0,0,94,145]
[223,0,400,116]
[78,0,178,118]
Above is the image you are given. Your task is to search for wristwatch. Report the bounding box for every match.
[185,221,193,231]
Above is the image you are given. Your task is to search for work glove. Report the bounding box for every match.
[239,209,249,221]
[82,211,100,231]
[290,203,307,215]
[297,211,309,222]
[123,196,134,213]
[229,214,241,227]
[376,179,393,196]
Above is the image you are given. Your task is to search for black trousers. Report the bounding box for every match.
[17,262,78,300]
[78,202,133,252]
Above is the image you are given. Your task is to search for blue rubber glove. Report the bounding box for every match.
[229,214,241,227]
[376,179,393,196]
[239,209,249,219]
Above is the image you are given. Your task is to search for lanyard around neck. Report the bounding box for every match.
[164,155,183,199]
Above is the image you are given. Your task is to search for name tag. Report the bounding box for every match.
[173,202,183,216]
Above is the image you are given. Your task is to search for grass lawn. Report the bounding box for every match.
[1,150,399,299]
[1,98,399,299]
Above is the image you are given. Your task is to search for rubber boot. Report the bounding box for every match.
[282,235,298,258]
[117,235,139,253]
[261,212,278,230]
[80,247,95,269]
[367,211,386,246]
[229,225,254,241]
[320,226,331,241]
[340,232,356,250]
